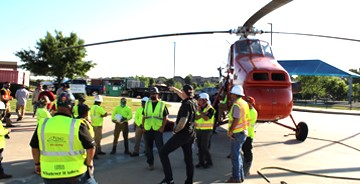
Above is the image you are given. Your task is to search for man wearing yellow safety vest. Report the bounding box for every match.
[130,97,149,157]
[90,95,108,159]
[195,93,215,169]
[142,87,169,171]
[0,101,12,179]
[242,96,257,177]
[110,97,133,155]
[30,92,97,184]
[0,82,14,127]
[225,85,250,183]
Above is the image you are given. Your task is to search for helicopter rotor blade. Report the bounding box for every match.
[60,30,231,50]
[263,31,360,42]
[243,0,292,29]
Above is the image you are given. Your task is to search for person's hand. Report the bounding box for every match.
[35,165,41,175]
[87,165,94,178]
[158,126,164,133]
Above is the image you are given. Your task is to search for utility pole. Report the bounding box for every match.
[173,42,176,77]
[268,23,273,46]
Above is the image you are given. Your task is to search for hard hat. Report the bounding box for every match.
[199,93,211,105]
[141,97,149,102]
[0,101,5,110]
[230,85,244,96]
[94,95,103,102]
[246,96,255,105]
[57,91,75,108]
[115,114,122,122]
[149,87,159,94]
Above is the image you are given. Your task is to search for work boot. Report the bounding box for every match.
[110,146,117,154]
[243,161,252,177]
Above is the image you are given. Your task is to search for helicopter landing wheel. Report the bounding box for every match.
[295,122,308,141]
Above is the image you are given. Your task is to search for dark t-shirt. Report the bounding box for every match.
[29,113,95,149]
[175,98,197,135]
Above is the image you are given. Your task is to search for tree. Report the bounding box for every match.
[184,74,193,84]
[165,78,175,87]
[15,30,96,84]
[135,75,150,87]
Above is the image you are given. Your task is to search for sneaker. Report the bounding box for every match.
[0,173,12,179]
[225,177,242,183]
[97,151,106,155]
[159,179,174,184]
[147,164,154,171]
[130,152,139,157]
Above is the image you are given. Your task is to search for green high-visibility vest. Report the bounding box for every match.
[144,101,166,131]
[38,116,87,179]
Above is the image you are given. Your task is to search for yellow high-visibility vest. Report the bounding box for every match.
[195,105,215,130]
[144,101,166,131]
[38,116,87,179]
[247,108,258,139]
[228,98,250,133]
[0,124,9,149]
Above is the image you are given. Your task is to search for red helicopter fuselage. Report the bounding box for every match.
[227,38,293,121]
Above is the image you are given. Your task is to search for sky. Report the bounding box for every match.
[1,0,360,79]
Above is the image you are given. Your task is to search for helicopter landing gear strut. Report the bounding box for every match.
[272,114,308,141]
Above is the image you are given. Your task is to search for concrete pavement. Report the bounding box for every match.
[1,102,360,184]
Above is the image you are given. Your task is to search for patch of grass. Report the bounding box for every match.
[9,95,170,114]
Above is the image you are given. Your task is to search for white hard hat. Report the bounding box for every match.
[94,95,103,102]
[199,93,211,105]
[141,97,149,102]
[115,114,122,122]
[0,101,5,110]
[230,85,244,96]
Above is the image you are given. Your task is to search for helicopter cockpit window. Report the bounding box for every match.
[249,40,262,55]
[261,41,273,57]
[253,73,269,81]
[234,41,250,55]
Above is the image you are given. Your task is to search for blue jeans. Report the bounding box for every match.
[43,170,97,184]
[230,131,247,181]
[144,130,164,165]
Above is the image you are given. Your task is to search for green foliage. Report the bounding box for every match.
[174,81,182,89]
[15,30,96,84]
[297,76,348,100]
[135,75,149,87]
[165,78,175,87]
[184,74,193,84]
[203,81,216,88]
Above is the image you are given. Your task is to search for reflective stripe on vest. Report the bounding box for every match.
[144,101,165,131]
[38,117,87,179]
[195,105,215,130]
[228,98,249,133]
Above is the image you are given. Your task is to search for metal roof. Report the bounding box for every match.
[278,59,360,78]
